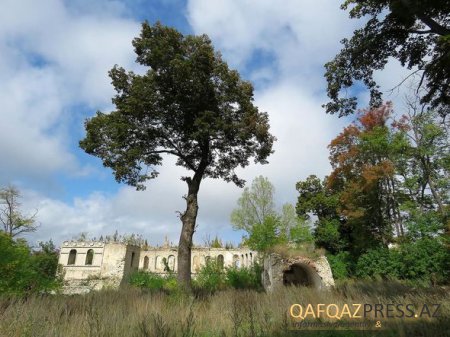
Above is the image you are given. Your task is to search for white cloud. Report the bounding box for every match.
[0,0,141,183]
[5,0,410,249]
[20,76,347,247]
[187,0,357,85]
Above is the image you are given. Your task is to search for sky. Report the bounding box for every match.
[0,0,411,247]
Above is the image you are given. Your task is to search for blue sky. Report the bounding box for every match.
[0,0,410,247]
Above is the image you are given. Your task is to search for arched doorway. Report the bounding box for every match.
[283,263,322,288]
[85,249,94,265]
[217,254,224,269]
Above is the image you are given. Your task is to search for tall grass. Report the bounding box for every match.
[0,281,448,337]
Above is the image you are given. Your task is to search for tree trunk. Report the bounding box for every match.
[177,176,201,290]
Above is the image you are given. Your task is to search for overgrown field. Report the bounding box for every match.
[0,281,448,337]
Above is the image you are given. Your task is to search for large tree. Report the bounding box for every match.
[324,0,450,117]
[327,103,409,250]
[79,22,275,288]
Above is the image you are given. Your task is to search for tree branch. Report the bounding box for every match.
[417,14,450,36]
[408,29,433,34]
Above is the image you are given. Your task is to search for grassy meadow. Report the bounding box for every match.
[0,280,448,337]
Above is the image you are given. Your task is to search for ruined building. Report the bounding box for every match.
[58,239,256,294]
[58,239,334,294]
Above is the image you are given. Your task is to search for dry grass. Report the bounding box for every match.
[0,281,448,337]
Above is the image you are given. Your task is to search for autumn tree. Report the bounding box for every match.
[324,0,450,117]
[79,22,275,288]
[327,103,410,252]
[0,185,38,237]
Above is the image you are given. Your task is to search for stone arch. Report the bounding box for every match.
[193,255,200,272]
[205,256,211,264]
[168,255,175,271]
[143,256,149,270]
[249,252,253,265]
[155,256,162,271]
[217,254,224,269]
[283,263,322,288]
[68,249,77,265]
[131,252,136,267]
[245,253,248,267]
[85,249,94,265]
[233,254,240,268]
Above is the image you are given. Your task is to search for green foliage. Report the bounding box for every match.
[0,233,61,295]
[324,0,450,117]
[404,209,445,241]
[210,235,223,248]
[233,176,312,252]
[397,238,449,284]
[356,238,449,284]
[289,218,313,245]
[79,20,275,288]
[79,22,275,191]
[356,247,401,280]
[296,175,339,221]
[30,240,60,291]
[194,258,226,293]
[230,176,276,232]
[296,175,346,253]
[225,264,263,290]
[327,252,352,280]
[129,271,165,291]
[314,218,346,254]
[245,215,285,253]
[0,185,38,237]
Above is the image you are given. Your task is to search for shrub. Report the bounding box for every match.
[355,247,401,279]
[355,237,449,284]
[225,264,262,290]
[129,271,165,291]
[0,233,61,296]
[327,251,352,280]
[398,238,449,284]
[194,258,226,293]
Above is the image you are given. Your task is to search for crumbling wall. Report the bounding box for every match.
[263,253,334,292]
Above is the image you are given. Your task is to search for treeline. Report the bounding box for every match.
[295,102,449,284]
[0,233,60,295]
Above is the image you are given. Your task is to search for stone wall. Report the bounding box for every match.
[263,253,335,292]
[139,246,257,275]
[59,240,258,293]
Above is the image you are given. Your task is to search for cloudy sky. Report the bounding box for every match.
[1,0,409,247]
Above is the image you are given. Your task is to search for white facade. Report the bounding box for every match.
[58,240,257,293]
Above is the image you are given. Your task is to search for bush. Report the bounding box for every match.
[129,271,165,291]
[225,264,262,290]
[355,247,401,279]
[0,233,61,296]
[398,238,449,284]
[355,237,449,284]
[194,258,226,293]
[327,251,352,280]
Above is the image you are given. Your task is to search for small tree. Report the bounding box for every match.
[230,176,276,232]
[79,22,275,288]
[0,185,38,237]
[246,215,285,253]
